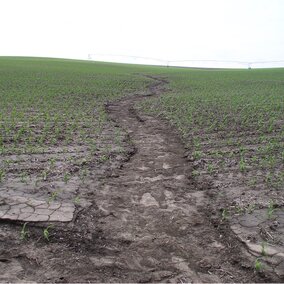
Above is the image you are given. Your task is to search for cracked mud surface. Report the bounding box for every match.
[0,192,75,222]
[0,76,282,282]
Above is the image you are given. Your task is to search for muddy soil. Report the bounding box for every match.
[0,76,280,282]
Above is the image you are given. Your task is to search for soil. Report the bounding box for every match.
[0,76,282,283]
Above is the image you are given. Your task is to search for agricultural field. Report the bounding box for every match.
[0,57,151,220]
[140,68,284,277]
[0,57,283,282]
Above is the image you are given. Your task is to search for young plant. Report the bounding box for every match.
[261,242,267,256]
[41,170,48,181]
[20,222,29,240]
[239,145,246,155]
[0,169,5,183]
[221,208,229,220]
[99,154,109,163]
[79,168,88,183]
[192,150,203,160]
[235,206,244,214]
[247,204,256,214]
[267,200,276,219]
[192,170,200,177]
[73,196,81,204]
[43,225,53,241]
[254,258,263,272]
[63,172,70,184]
[207,163,214,174]
[20,171,28,184]
[49,158,56,168]
[48,191,58,204]
[239,157,247,172]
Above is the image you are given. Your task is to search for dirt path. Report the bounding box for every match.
[80,76,258,283]
[1,76,270,283]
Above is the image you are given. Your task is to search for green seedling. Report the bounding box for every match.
[239,157,247,172]
[42,170,48,181]
[193,138,201,150]
[0,169,5,183]
[207,163,214,174]
[99,154,108,162]
[20,171,28,184]
[251,155,258,163]
[192,170,200,177]
[239,145,246,155]
[63,172,71,184]
[254,258,263,272]
[192,150,203,160]
[79,168,88,183]
[228,151,234,158]
[20,222,29,240]
[73,196,81,204]
[43,225,53,241]
[49,158,56,168]
[267,200,276,219]
[221,208,229,220]
[247,204,256,214]
[235,206,244,214]
[48,191,58,204]
[4,159,13,166]
[261,242,267,256]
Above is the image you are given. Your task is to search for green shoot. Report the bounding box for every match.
[239,157,247,172]
[0,169,5,183]
[261,242,267,256]
[73,196,81,204]
[48,191,58,204]
[43,225,53,241]
[20,222,29,240]
[221,209,229,220]
[267,200,276,219]
[254,258,263,272]
[63,172,70,184]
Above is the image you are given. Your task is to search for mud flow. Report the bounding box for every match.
[0,76,282,282]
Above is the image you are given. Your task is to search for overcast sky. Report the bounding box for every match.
[1,0,284,67]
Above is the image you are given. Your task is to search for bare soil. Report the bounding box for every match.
[0,76,282,282]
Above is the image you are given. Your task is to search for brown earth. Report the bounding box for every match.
[0,76,281,282]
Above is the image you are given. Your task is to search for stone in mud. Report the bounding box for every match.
[140,193,159,207]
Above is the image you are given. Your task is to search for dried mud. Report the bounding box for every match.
[0,76,282,283]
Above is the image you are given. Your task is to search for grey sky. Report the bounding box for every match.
[1,0,284,67]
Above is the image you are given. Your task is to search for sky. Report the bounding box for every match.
[1,0,284,68]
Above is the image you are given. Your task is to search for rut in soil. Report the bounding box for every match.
[91,76,259,283]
